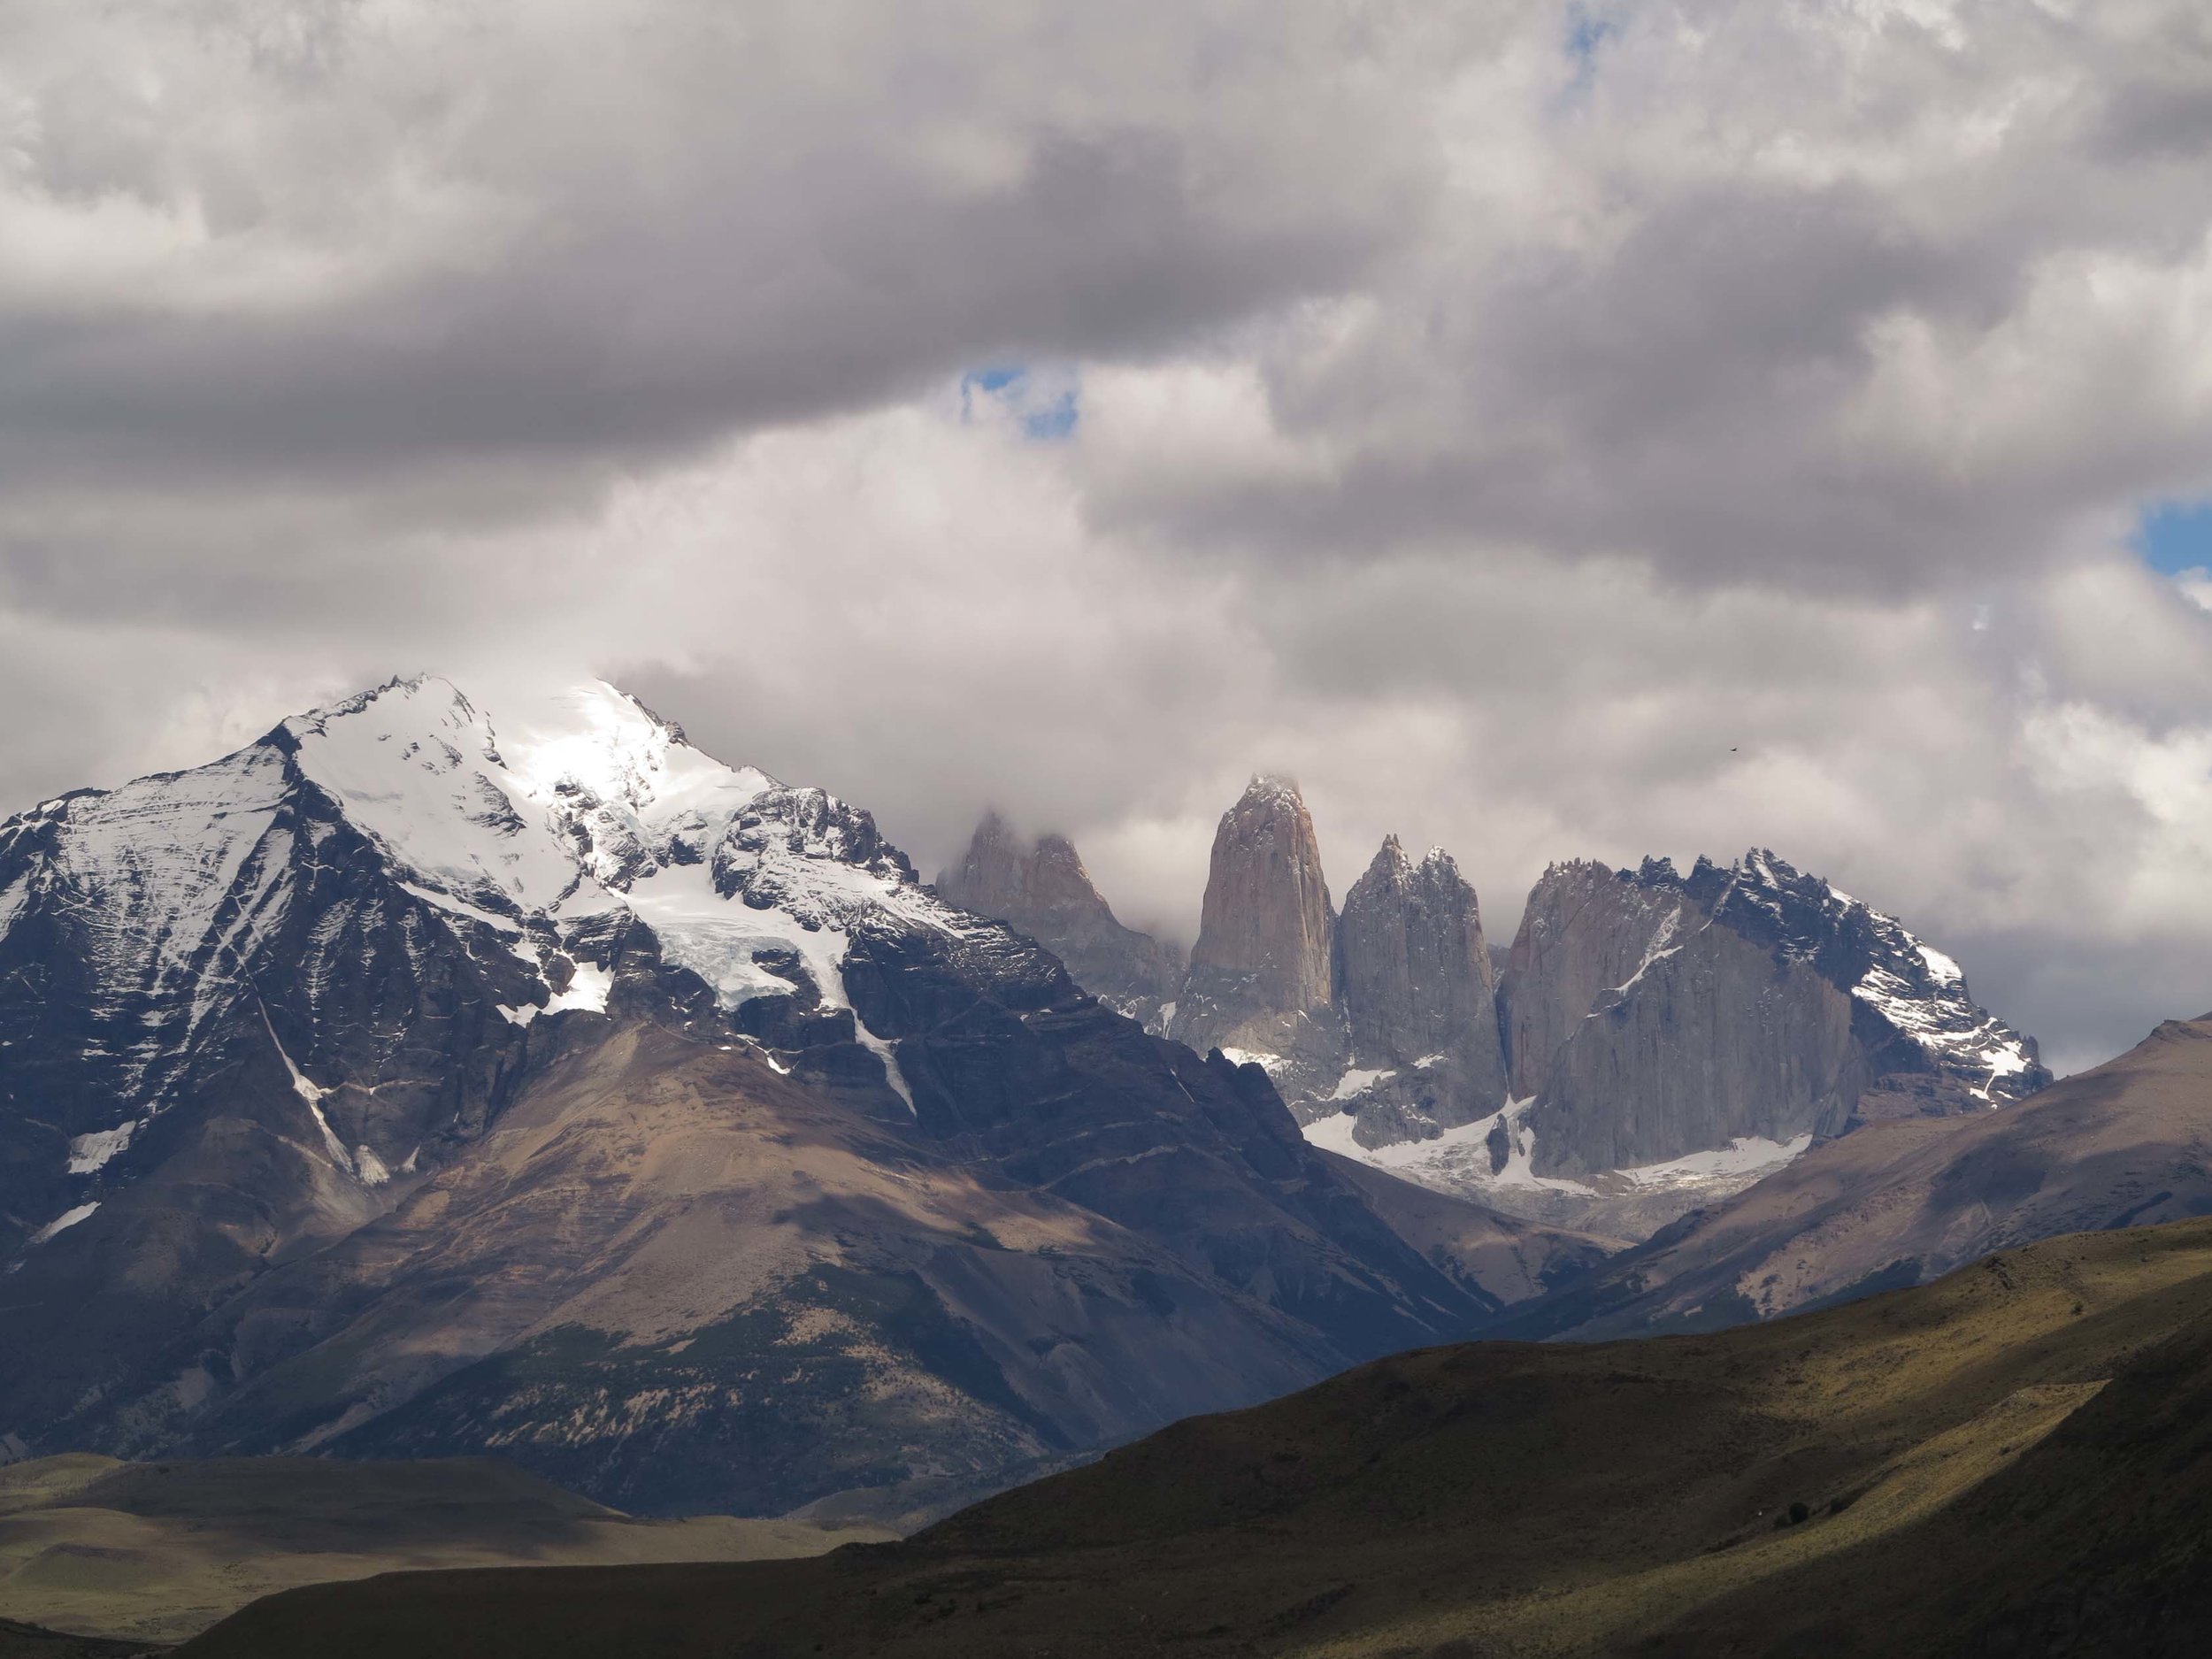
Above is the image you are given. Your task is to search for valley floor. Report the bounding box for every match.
[0,1455,883,1647]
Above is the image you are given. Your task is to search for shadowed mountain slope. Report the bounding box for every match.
[1316,1148,1622,1312]
[175,1214,2212,1658]
[0,1620,139,1659]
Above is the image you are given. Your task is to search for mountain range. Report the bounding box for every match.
[11,672,2210,1557]
[0,680,1528,1524]
[944,776,2048,1239]
[1496,1009,2212,1340]
[945,775,2212,1364]
[12,674,2212,1656]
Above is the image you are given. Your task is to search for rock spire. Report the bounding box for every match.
[1169,776,1343,1071]
[1338,838,1495,1063]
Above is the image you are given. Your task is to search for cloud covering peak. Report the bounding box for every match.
[4,0,2212,1074]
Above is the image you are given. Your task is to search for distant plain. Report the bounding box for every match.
[0,1455,882,1647]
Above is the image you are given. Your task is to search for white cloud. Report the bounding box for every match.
[4,0,2212,1074]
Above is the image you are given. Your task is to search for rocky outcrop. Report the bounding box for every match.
[1167,777,1345,1087]
[934,812,1182,1024]
[1150,787,1518,1141]
[936,791,2048,1253]
[1325,837,1508,1145]
[1320,849,2048,1242]
[1496,850,2048,1181]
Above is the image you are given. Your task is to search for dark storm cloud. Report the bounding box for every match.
[1088,5,2212,592]
[0,0,1431,514]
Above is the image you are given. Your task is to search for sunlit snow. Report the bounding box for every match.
[1303,1102,1810,1205]
[1330,1066,1394,1100]
[1220,1047,1293,1077]
[27,1203,98,1247]
[284,679,946,1117]
[65,1122,140,1175]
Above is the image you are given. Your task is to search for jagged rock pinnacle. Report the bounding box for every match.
[1337,834,1503,1095]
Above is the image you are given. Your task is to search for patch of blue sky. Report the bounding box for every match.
[1555,4,1620,107]
[2133,498,2212,576]
[1567,4,1615,69]
[958,363,1079,442]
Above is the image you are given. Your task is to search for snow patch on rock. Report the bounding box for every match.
[27,1203,97,1247]
[1616,1133,1812,1190]
[65,1122,140,1176]
[1330,1066,1394,1100]
[1303,1098,1818,1239]
[1220,1047,1293,1077]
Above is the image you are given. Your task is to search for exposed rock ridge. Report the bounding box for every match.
[1496,849,2049,1181]
[1499,856,1693,1106]
[1339,838,1494,1062]
[934,812,1182,1023]
[925,793,2050,1256]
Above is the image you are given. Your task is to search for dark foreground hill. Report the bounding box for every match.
[179,1214,2212,1658]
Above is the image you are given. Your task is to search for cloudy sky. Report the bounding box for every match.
[4,0,2212,1073]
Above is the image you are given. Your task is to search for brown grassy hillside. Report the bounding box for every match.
[178,1213,2212,1657]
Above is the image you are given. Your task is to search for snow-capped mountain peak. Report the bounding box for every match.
[1,685,1498,1520]
[276,675,950,1053]
[280,676,588,925]
[0,679,961,1217]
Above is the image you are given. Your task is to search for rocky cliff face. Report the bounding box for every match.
[1306,849,2047,1241]
[934,813,1182,1024]
[1167,777,1344,1085]
[1498,858,1687,1107]
[1323,838,1509,1147]
[0,680,1493,1522]
[1497,850,2048,1180]
[1339,838,1494,1064]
